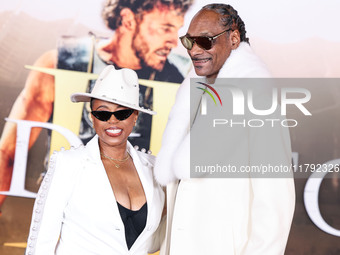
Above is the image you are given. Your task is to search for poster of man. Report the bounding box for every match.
[0,0,193,209]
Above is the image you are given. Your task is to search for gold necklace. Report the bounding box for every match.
[101,152,130,168]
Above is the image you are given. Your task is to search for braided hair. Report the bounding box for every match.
[202,3,249,44]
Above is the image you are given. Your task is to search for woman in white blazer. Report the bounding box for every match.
[25,66,165,255]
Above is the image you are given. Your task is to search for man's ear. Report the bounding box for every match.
[230,30,241,50]
[120,8,136,31]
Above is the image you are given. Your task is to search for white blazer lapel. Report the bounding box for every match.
[160,180,179,255]
[85,135,125,230]
[127,142,154,223]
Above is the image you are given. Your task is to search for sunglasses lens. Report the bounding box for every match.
[180,36,212,50]
[92,109,134,122]
[113,109,134,121]
[91,111,112,121]
[195,37,212,50]
[180,36,193,50]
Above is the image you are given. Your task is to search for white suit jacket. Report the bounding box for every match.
[154,42,296,255]
[25,135,165,255]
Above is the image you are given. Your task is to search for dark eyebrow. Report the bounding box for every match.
[116,105,128,110]
[95,105,110,111]
[95,105,127,111]
[162,23,175,27]
[186,31,211,37]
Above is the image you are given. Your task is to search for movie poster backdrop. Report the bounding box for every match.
[0,0,339,254]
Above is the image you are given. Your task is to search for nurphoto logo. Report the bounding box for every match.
[196,81,312,128]
[196,82,222,115]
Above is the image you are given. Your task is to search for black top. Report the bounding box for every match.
[117,202,148,250]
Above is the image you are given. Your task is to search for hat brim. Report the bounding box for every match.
[70,93,156,115]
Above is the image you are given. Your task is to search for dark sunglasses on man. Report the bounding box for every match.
[180,29,231,50]
[92,109,134,122]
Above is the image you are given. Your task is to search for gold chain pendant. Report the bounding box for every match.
[100,152,130,168]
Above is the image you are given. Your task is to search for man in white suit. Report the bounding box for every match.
[154,3,295,255]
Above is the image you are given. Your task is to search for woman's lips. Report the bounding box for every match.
[105,128,122,137]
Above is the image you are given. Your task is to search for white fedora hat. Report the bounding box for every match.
[71,65,156,115]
